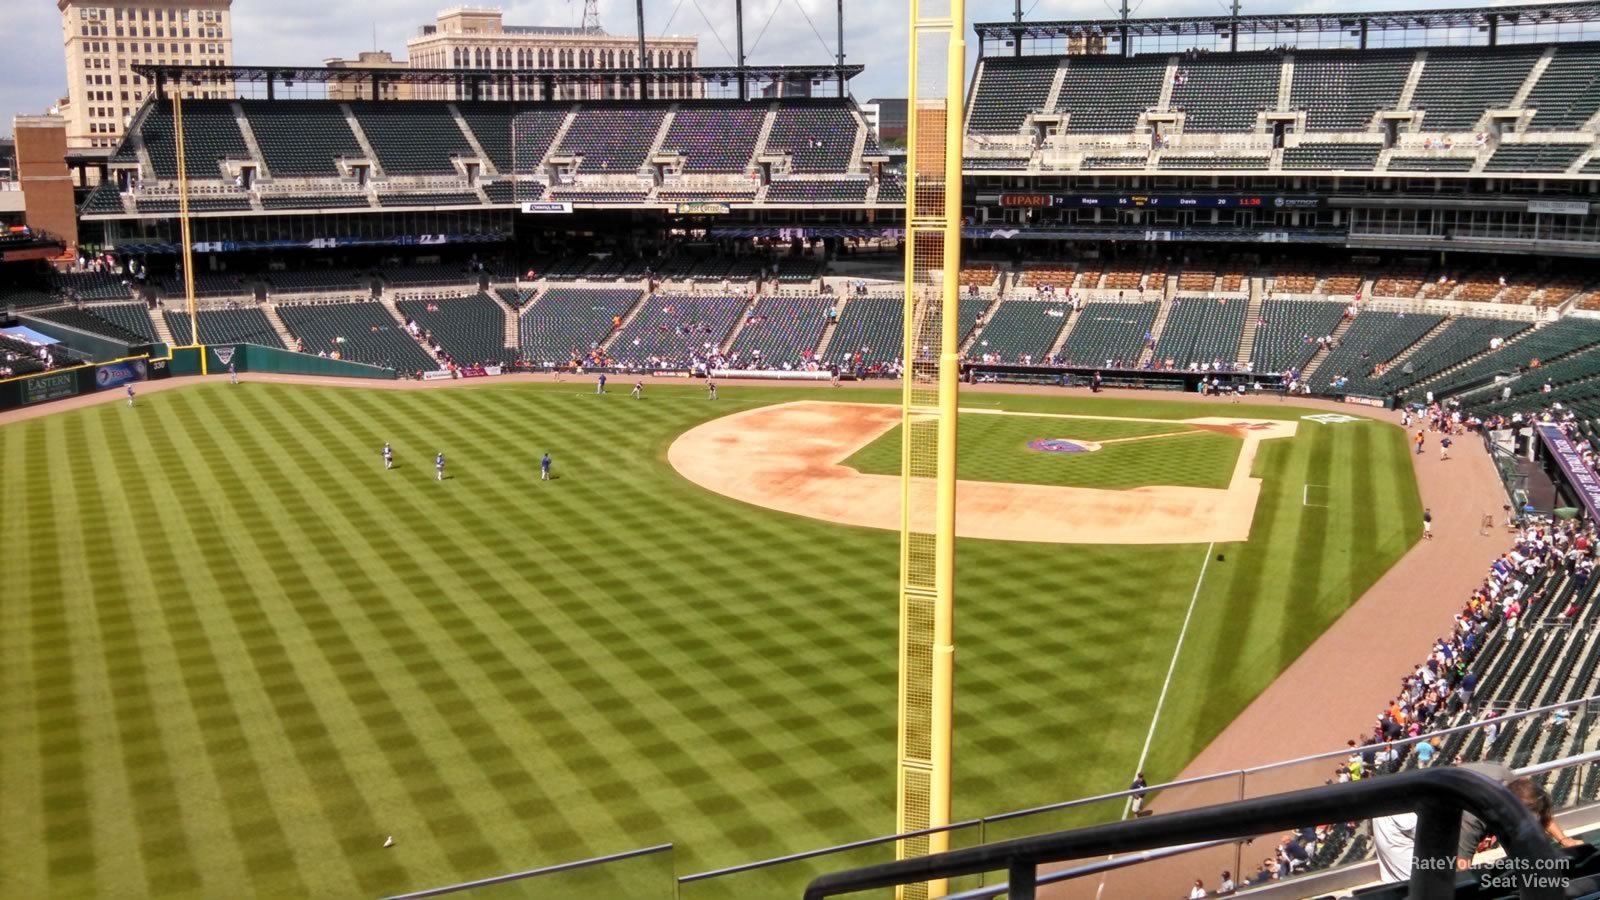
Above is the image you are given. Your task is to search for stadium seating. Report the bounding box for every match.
[657,188,758,203]
[349,102,474,175]
[556,107,668,173]
[1524,44,1600,131]
[1169,53,1280,132]
[766,104,859,173]
[1431,317,1600,397]
[1250,301,1346,374]
[610,295,748,366]
[495,288,536,308]
[968,300,1070,362]
[82,182,125,215]
[1373,267,1426,300]
[1055,56,1166,133]
[1152,297,1248,367]
[549,187,652,203]
[765,180,869,204]
[136,195,251,214]
[138,101,250,180]
[1484,144,1587,173]
[242,100,363,177]
[1411,46,1543,132]
[660,105,765,173]
[32,304,156,344]
[377,192,480,208]
[968,56,1060,135]
[1058,302,1159,366]
[276,302,434,371]
[382,265,478,288]
[395,294,516,366]
[1157,155,1268,169]
[1315,311,1443,388]
[518,287,641,364]
[1282,143,1381,170]
[726,295,833,367]
[261,194,370,210]
[828,296,904,367]
[1369,317,1530,395]
[1020,264,1076,291]
[964,157,1030,170]
[1290,49,1413,131]
[55,271,131,301]
[1082,155,1147,169]
[267,269,369,296]
[0,334,51,375]
[164,307,285,349]
[1387,156,1476,172]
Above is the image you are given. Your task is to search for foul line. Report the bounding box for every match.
[1126,541,1216,814]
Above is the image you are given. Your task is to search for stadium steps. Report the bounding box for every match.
[1571,148,1597,176]
[1236,277,1266,367]
[1384,315,1457,372]
[598,292,653,353]
[1300,314,1354,380]
[718,294,763,354]
[230,102,271,179]
[1398,51,1427,111]
[1138,297,1177,366]
[448,104,497,175]
[151,307,176,346]
[814,296,848,359]
[379,297,444,367]
[959,294,1009,355]
[1512,48,1558,109]
[848,111,868,172]
[645,109,678,168]
[1585,108,1600,132]
[541,108,579,173]
[340,104,385,177]
[488,291,520,347]
[1276,57,1294,110]
[1043,62,1068,116]
[1047,305,1084,360]
[1157,56,1178,111]
[750,104,779,161]
[262,304,295,350]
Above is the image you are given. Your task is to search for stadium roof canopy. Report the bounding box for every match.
[974,0,1600,42]
[132,62,864,95]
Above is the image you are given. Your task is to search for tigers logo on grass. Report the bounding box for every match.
[1028,438,1101,454]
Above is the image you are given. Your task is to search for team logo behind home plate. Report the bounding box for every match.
[1028,438,1102,454]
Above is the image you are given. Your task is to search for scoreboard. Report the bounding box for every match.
[979,193,1323,210]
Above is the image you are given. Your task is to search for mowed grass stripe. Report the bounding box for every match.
[97,403,326,897]
[3,383,1424,898]
[212,386,526,888]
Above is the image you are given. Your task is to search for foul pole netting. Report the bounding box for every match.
[896,0,965,897]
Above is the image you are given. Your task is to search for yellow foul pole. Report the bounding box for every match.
[897,0,964,895]
[172,88,204,371]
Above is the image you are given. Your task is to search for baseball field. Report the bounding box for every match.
[0,379,1421,898]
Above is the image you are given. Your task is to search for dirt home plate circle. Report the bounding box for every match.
[1027,438,1102,454]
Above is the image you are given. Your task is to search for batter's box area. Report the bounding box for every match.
[1303,484,1332,508]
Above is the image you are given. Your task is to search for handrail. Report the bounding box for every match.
[380,843,672,899]
[941,838,1233,900]
[803,769,1563,900]
[676,818,982,884]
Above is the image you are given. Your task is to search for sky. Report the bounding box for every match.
[0,0,1537,137]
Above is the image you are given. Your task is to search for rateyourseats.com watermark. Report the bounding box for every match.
[1415,855,1572,890]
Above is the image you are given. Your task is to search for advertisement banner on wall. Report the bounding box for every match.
[23,371,78,405]
[422,370,455,381]
[95,359,147,390]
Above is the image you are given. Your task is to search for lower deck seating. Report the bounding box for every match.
[1316,311,1444,389]
[1152,297,1248,368]
[610,295,750,367]
[969,300,1071,362]
[163,307,285,349]
[276,302,434,372]
[395,294,516,366]
[726,296,833,367]
[32,304,156,344]
[519,287,641,364]
[1372,317,1530,396]
[1432,318,1600,398]
[1251,300,1347,374]
[1058,302,1159,367]
[828,297,904,367]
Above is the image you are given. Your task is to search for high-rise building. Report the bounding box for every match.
[325,51,415,102]
[57,0,234,150]
[405,7,700,102]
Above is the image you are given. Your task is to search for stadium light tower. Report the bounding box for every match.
[580,0,603,34]
[896,0,965,895]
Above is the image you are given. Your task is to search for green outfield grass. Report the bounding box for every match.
[843,412,1242,489]
[0,382,1420,898]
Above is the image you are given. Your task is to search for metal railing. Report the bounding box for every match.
[803,769,1563,900]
